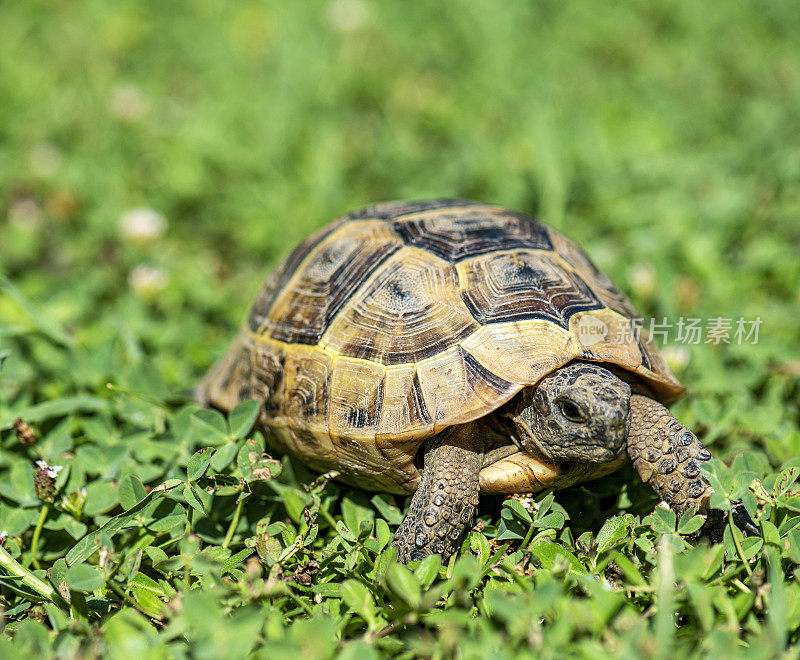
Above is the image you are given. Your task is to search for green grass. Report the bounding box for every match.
[1,0,800,657]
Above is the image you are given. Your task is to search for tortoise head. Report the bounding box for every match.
[510,362,632,463]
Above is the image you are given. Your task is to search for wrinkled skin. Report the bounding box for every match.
[393,362,756,563]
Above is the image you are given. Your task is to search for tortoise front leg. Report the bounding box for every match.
[393,423,484,563]
[627,394,712,515]
[627,394,757,535]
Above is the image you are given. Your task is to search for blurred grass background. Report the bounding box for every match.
[1,0,800,653]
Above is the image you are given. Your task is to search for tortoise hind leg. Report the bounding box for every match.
[393,423,484,563]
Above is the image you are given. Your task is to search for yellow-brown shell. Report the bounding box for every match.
[201,200,684,494]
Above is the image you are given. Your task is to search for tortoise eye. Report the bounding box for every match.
[557,398,587,423]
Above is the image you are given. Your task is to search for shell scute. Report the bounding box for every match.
[257,221,403,345]
[252,339,286,419]
[392,206,552,262]
[320,247,478,364]
[328,356,385,442]
[283,345,330,441]
[458,250,603,327]
[376,365,433,440]
[415,345,519,432]
[460,319,574,385]
[247,218,351,333]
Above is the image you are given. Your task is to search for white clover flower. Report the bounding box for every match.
[327,0,369,32]
[8,198,43,231]
[110,83,148,122]
[128,264,170,298]
[0,531,8,542]
[35,460,63,479]
[662,345,691,372]
[28,142,63,178]
[119,208,167,242]
[629,262,657,300]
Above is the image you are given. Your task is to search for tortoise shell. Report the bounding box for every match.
[201,200,683,495]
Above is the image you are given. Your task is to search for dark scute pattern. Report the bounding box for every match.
[393,209,552,262]
[347,407,370,428]
[460,251,603,328]
[345,199,478,221]
[253,343,285,417]
[264,227,402,345]
[459,347,514,399]
[638,337,654,372]
[410,371,432,426]
[248,220,347,332]
[342,377,384,432]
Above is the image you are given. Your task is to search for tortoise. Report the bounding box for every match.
[199,199,755,562]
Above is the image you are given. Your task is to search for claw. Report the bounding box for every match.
[696,499,760,543]
[731,499,760,537]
